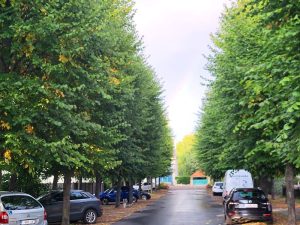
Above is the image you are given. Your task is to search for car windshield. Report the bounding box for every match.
[1,195,42,210]
[215,183,223,187]
[232,190,266,201]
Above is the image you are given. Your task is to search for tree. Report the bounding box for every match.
[176,134,199,176]
[195,1,299,223]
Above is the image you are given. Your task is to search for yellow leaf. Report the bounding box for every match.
[55,89,65,98]
[110,77,120,85]
[4,150,12,161]
[59,54,69,63]
[40,7,47,15]
[0,120,11,130]
[25,124,34,134]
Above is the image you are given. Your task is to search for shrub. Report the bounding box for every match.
[175,176,190,184]
[158,183,169,189]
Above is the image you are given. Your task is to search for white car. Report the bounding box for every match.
[133,182,153,191]
[212,181,223,196]
[0,191,47,225]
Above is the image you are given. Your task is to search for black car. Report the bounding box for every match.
[38,190,102,224]
[224,188,273,224]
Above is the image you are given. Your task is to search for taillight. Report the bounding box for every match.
[0,211,9,224]
[44,209,47,220]
[263,213,272,217]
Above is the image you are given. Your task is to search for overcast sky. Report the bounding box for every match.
[134,0,231,143]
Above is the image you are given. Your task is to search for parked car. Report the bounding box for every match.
[99,186,139,205]
[133,182,153,191]
[212,181,223,196]
[224,188,273,224]
[223,169,253,199]
[38,190,102,224]
[0,191,47,225]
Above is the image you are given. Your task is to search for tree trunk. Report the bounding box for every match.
[8,173,17,191]
[258,175,271,197]
[95,174,102,199]
[115,179,122,208]
[271,178,275,200]
[78,176,83,190]
[285,163,296,225]
[52,172,59,190]
[128,180,133,204]
[158,177,161,186]
[0,170,2,188]
[62,170,72,225]
[149,177,152,193]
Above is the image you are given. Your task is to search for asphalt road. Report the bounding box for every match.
[113,188,225,225]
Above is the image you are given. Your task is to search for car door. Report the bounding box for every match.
[70,191,89,221]
[41,192,63,223]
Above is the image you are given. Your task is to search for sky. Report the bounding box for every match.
[134,0,231,143]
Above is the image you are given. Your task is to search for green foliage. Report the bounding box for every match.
[0,0,173,194]
[176,134,199,176]
[194,0,299,181]
[175,176,190,184]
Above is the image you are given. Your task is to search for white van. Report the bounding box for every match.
[222,169,253,198]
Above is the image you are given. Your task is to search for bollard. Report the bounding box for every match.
[123,198,128,208]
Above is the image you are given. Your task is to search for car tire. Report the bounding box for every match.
[141,194,147,200]
[132,196,138,203]
[83,209,97,224]
[212,192,216,196]
[102,198,109,205]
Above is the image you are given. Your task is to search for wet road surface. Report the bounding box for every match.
[113,187,225,225]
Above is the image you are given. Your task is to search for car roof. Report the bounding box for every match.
[233,188,262,192]
[50,189,85,192]
[0,191,28,196]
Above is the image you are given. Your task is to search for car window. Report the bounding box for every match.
[70,192,89,200]
[51,192,64,202]
[215,183,223,187]
[1,195,42,210]
[232,190,266,201]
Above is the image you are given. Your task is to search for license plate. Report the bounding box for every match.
[237,204,258,208]
[21,219,37,225]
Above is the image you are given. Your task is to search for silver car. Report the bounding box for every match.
[0,191,47,225]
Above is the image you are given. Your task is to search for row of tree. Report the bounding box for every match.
[0,0,173,224]
[194,0,299,224]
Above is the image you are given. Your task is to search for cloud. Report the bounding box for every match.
[134,0,231,142]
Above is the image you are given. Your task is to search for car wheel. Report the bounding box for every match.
[83,209,97,224]
[141,194,147,200]
[212,192,216,196]
[132,196,138,203]
[102,198,109,205]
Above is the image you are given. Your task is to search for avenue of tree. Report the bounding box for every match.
[194,0,299,224]
[0,1,173,224]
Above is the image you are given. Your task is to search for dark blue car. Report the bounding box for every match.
[99,186,139,205]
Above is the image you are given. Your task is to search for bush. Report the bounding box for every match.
[158,183,169,189]
[175,176,190,184]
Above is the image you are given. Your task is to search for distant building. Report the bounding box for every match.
[190,170,208,185]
